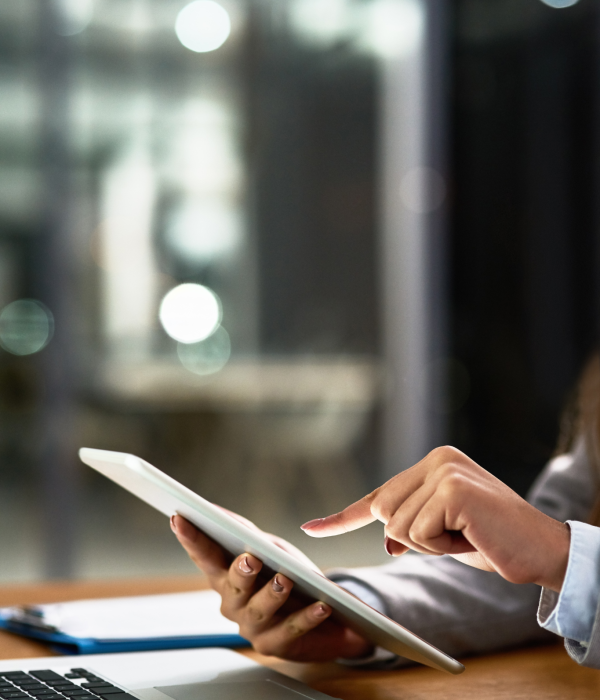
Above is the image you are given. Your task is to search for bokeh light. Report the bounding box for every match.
[359,0,423,59]
[175,1,231,53]
[0,300,54,356]
[177,325,231,375]
[165,199,241,264]
[159,283,222,344]
[539,0,579,7]
[52,0,94,36]
[289,0,350,48]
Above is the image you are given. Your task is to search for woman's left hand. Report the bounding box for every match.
[171,514,372,662]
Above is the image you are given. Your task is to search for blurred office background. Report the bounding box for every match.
[0,0,597,581]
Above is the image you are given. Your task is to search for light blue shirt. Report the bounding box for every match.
[538,520,600,645]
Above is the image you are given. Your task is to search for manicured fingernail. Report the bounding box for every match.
[314,603,330,618]
[301,518,325,531]
[170,515,177,533]
[272,575,284,593]
[239,556,254,574]
[384,536,393,556]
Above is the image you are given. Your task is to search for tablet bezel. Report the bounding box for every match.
[79,447,464,675]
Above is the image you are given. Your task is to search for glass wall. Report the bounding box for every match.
[0,0,434,581]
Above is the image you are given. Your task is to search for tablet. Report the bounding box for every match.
[79,447,465,675]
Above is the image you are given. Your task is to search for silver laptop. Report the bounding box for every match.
[0,648,333,700]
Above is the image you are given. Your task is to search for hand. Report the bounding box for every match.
[170,514,372,661]
[301,446,570,592]
[213,506,323,573]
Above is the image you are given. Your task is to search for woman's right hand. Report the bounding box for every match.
[170,514,372,662]
[301,446,571,592]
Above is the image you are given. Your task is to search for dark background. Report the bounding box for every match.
[249,0,600,497]
[449,0,600,494]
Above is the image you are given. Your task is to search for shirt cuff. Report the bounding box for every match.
[537,520,600,645]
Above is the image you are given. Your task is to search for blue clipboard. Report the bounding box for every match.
[0,614,249,655]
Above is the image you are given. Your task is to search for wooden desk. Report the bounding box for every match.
[0,577,598,699]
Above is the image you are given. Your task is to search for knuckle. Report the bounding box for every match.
[246,605,265,623]
[436,461,459,480]
[225,579,244,597]
[407,522,426,543]
[364,487,380,504]
[431,445,460,463]
[385,519,405,541]
[285,618,307,639]
[439,469,470,496]
[370,496,394,523]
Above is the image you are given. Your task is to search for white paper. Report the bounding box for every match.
[2,590,240,640]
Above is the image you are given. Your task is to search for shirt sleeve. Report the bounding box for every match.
[527,436,598,522]
[334,579,388,614]
[333,578,398,667]
[538,520,600,646]
[328,552,551,668]
[328,437,599,668]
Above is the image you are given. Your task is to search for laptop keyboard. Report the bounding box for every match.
[0,669,135,700]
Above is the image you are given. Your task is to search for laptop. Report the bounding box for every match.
[0,647,334,700]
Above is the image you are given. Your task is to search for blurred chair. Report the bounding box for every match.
[95,358,381,530]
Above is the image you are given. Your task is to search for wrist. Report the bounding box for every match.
[535,519,571,592]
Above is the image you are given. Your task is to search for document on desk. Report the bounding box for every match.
[0,590,248,655]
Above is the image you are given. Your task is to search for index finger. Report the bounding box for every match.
[300,494,376,538]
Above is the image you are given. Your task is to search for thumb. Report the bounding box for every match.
[300,494,376,537]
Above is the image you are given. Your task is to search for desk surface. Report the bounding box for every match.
[0,576,597,700]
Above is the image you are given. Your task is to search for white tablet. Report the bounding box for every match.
[79,447,465,675]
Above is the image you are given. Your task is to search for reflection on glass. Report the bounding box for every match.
[159,283,222,344]
[175,0,231,53]
[0,300,54,356]
[177,325,231,376]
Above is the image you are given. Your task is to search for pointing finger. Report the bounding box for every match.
[300,494,376,537]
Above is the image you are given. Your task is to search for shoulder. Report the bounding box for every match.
[527,435,598,522]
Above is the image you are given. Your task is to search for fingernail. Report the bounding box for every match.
[301,518,325,531]
[170,515,177,533]
[272,575,284,593]
[314,603,330,618]
[239,556,254,574]
[384,536,393,556]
